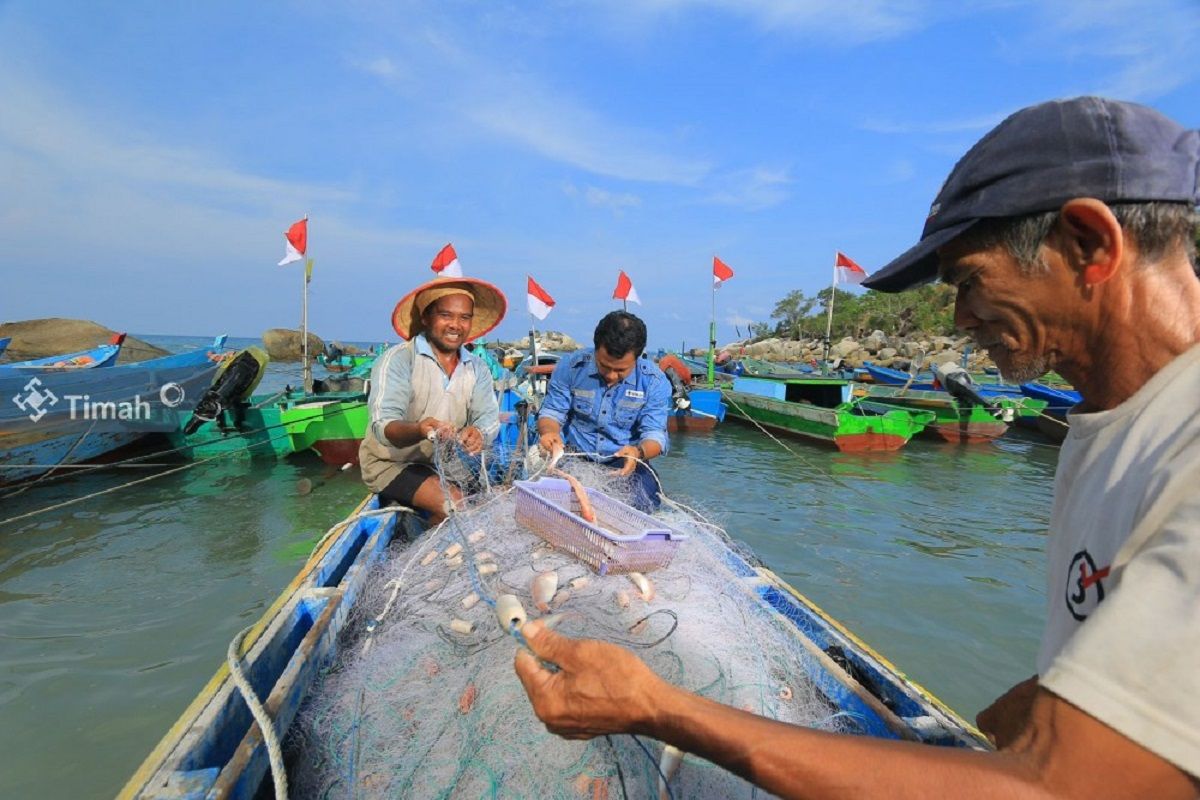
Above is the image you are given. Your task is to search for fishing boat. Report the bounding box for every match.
[0,336,227,485]
[722,376,935,452]
[0,333,126,373]
[1019,382,1079,442]
[278,394,369,466]
[855,384,1044,444]
[316,352,376,374]
[120,486,988,799]
[863,363,1024,400]
[656,354,726,432]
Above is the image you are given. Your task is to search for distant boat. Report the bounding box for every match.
[1019,382,1079,442]
[657,353,727,433]
[722,376,935,452]
[0,333,126,373]
[855,384,1045,444]
[0,336,227,485]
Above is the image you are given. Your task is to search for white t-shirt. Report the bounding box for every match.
[1038,343,1200,777]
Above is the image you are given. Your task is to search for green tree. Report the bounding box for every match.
[770,290,819,339]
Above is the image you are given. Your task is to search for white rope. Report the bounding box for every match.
[227,625,288,800]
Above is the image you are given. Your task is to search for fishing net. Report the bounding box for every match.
[284,435,851,799]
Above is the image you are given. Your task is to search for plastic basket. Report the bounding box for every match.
[513,477,687,575]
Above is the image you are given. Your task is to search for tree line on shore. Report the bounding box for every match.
[746,284,957,343]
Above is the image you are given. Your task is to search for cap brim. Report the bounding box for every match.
[862,221,977,293]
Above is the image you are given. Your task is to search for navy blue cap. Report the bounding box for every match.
[863,97,1200,292]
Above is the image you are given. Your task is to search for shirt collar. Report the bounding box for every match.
[415,333,474,363]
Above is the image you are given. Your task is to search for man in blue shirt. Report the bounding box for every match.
[536,311,671,511]
[360,276,506,523]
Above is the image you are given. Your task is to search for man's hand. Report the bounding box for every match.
[514,620,663,739]
[613,445,640,476]
[538,431,565,455]
[417,417,452,440]
[458,425,484,455]
[977,674,1038,748]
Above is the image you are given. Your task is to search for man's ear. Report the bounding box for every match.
[1056,199,1124,286]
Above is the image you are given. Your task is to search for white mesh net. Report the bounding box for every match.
[284,438,850,799]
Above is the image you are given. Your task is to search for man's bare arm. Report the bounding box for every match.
[514,622,1197,800]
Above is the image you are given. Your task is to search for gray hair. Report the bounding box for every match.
[962,202,1198,274]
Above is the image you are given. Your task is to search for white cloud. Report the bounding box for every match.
[601,0,931,44]
[584,186,642,211]
[349,25,710,186]
[704,166,792,210]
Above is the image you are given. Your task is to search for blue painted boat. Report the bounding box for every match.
[0,336,228,485]
[0,333,126,373]
[864,363,1024,400]
[1019,382,1079,441]
[120,491,988,799]
[0,337,9,357]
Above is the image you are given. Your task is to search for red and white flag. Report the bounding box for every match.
[835,251,867,285]
[527,275,555,321]
[713,255,735,287]
[431,243,463,277]
[613,270,641,305]
[277,217,307,266]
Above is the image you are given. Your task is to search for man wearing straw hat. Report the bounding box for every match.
[360,275,507,523]
[515,97,1200,796]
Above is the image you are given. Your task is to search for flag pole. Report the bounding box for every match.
[302,214,313,394]
[622,299,627,312]
[707,270,717,387]
[823,252,837,376]
[528,312,538,378]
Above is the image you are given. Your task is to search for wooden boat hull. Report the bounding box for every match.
[120,495,988,799]
[858,385,1046,445]
[279,397,368,466]
[0,338,227,484]
[722,390,929,452]
[667,387,726,433]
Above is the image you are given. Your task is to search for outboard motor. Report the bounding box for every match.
[665,368,691,411]
[934,362,1011,421]
[183,347,269,434]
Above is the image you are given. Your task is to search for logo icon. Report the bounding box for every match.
[1065,550,1110,621]
[159,382,185,408]
[13,377,60,422]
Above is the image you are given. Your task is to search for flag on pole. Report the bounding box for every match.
[713,255,735,287]
[613,270,641,305]
[277,217,307,266]
[835,251,867,285]
[527,276,555,320]
[431,243,463,277]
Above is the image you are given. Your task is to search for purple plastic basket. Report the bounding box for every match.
[513,477,687,574]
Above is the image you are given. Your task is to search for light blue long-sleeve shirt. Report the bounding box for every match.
[367,335,499,445]
[537,349,671,459]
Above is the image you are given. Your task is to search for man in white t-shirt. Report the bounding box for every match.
[513,97,1200,797]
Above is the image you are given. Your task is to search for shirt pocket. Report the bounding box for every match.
[571,388,596,418]
[613,398,645,426]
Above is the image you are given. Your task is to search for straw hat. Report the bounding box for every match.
[391,276,508,341]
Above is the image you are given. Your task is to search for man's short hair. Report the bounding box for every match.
[959,202,1199,274]
[594,311,647,358]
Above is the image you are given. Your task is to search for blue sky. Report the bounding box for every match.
[2,1,1197,350]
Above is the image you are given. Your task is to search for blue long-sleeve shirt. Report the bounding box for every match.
[537,349,671,459]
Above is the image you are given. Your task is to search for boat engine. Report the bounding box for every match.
[933,362,1011,421]
[183,346,269,434]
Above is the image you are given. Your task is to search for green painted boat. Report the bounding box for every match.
[721,376,935,452]
[855,385,1046,444]
[278,394,369,466]
[169,395,294,460]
